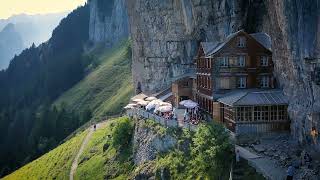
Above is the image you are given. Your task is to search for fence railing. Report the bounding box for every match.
[127,108,197,131]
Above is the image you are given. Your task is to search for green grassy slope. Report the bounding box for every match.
[74,117,134,180]
[54,40,134,121]
[3,130,88,180]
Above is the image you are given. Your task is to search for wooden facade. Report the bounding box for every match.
[194,30,290,134]
[172,77,194,107]
[220,104,290,133]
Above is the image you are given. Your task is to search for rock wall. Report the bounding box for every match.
[133,119,176,165]
[263,0,320,143]
[127,0,248,94]
[126,0,320,142]
[89,0,129,46]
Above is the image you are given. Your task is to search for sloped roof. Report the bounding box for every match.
[200,30,272,57]
[205,30,242,56]
[250,32,272,51]
[200,42,219,55]
[217,89,288,107]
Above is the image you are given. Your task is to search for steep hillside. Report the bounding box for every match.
[3,130,88,180]
[0,0,130,176]
[0,5,90,176]
[54,40,133,121]
[4,116,235,180]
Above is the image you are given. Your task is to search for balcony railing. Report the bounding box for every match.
[126,108,198,131]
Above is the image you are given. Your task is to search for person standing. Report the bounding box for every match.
[184,109,187,122]
[311,127,318,145]
[235,149,240,163]
[286,165,295,180]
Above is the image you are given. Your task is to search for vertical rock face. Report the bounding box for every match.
[126,0,320,142]
[89,0,129,46]
[263,0,320,142]
[127,0,248,94]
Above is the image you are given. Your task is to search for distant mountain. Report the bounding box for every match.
[0,12,68,70]
[0,23,24,69]
[0,12,69,47]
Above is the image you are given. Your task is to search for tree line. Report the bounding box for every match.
[0,4,92,177]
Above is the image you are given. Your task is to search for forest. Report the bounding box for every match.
[0,5,91,176]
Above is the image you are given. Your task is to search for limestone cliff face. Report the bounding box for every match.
[263,0,320,142]
[89,0,129,46]
[127,0,247,93]
[126,0,320,142]
[133,119,176,166]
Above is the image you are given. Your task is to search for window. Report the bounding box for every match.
[219,77,231,89]
[260,56,268,66]
[220,57,229,67]
[278,105,288,121]
[237,107,252,121]
[260,76,269,88]
[237,76,247,88]
[254,106,262,121]
[238,36,246,47]
[238,56,246,67]
[207,76,211,89]
[270,106,277,121]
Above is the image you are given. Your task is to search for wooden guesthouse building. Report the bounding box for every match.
[193,30,290,134]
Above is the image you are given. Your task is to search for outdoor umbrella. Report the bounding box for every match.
[137,100,149,106]
[124,104,137,109]
[124,105,133,109]
[183,101,198,109]
[158,106,172,113]
[179,99,195,106]
[146,99,162,110]
[145,97,157,101]
[132,99,143,103]
[159,102,172,107]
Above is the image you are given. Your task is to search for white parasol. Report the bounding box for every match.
[137,100,149,106]
[132,99,143,103]
[159,102,172,107]
[183,101,198,109]
[179,99,195,106]
[124,104,137,109]
[146,99,162,110]
[158,106,172,112]
[145,96,157,101]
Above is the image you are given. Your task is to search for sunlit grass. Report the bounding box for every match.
[54,40,133,121]
[4,130,88,180]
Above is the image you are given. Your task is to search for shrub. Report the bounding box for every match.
[156,122,233,179]
[190,122,233,179]
[111,117,134,150]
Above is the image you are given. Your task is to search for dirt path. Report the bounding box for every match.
[69,122,108,180]
[235,145,286,180]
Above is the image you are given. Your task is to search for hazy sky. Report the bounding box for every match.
[0,0,87,19]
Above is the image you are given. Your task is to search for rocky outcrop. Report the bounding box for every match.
[133,119,176,165]
[126,0,320,143]
[89,0,129,47]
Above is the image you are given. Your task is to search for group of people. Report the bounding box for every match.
[144,104,202,125]
[183,107,201,125]
[145,105,176,120]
